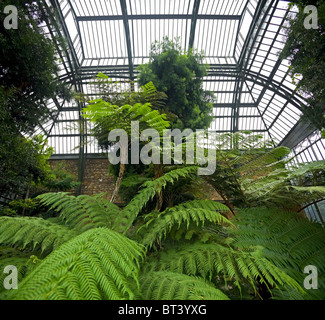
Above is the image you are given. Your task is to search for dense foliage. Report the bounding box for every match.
[0,9,324,300]
[0,0,71,199]
[137,37,215,130]
[0,0,71,132]
[0,129,324,300]
[0,108,54,197]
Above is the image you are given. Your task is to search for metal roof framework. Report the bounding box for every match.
[34,0,324,188]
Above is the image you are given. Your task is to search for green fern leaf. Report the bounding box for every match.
[0,216,78,253]
[113,166,199,234]
[6,228,145,300]
[140,271,229,300]
[37,193,120,232]
[138,200,231,248]
[143,242,303,297]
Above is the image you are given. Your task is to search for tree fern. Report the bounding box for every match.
[235,146,290,179]
[37,192,120,232]
[113,166,199,234]
[241,160,325,209]
[231,207,325,299]
[142,242,304,298]
[231,208,325,269]
[139,271,229,300]
[137,200,231,248]
[82,101,170,137]
[204,132,325,210]
[5,228,145,300]
[0,216,78,253]
[0,247,41,297]
[139,81,168,110]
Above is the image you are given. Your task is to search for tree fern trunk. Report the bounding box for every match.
[219,193,235,217]
[22,182,31,216]
[110,145,128,203]
[154,164,164,211]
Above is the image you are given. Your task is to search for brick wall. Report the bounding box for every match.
[49,158,221,205]
[49,158,122,203]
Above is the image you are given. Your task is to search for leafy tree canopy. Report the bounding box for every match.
[0,99,54,197]
[137,37,215,130]
[0,1,72,198]
[0,0,71,133]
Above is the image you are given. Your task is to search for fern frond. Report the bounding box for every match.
[140,271,229,300]
[6,228,145,300]
[113,166,198,233]
[232,208,325,271]
[0,248,41,297]
[289,160,325,178]
[83,100,170,134]
[140,81,167,110]
[37,192,120,232]
[143,242,303,297]
[138,200,231,248]
[237,147,290,179]
[231,208,325,299]
[0,216,78,253]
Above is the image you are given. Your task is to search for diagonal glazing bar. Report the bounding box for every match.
[189,0,200,49]
[120,0,134,84]
[232,0,275,133]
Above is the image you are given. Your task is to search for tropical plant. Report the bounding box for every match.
[0,0,71,133]
[38,162,80,193]
[1,128,324,300]
[0,130,55,197]
[0,0,71,200]
[82,93,170,202]
[0,164,315,301]
[137,37,215,130]
[230,207,325,300]
[203,132,325,212]
[3,228,145,300]
[78,73,168,111]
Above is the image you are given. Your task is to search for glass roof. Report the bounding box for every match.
[35,0,323,157]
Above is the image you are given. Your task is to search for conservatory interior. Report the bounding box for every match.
[0,0,324,301]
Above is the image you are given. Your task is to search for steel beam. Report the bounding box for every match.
[76,14,241,22]
[189,0,201,49]
[120,0,134,85]
[279,121,317,149]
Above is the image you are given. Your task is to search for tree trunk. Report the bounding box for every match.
[22,184,30,216]
[110,144,128,203]
[154,164,164,211]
